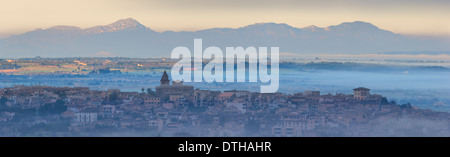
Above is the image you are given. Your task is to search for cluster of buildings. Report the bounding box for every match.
[0,71,449,136]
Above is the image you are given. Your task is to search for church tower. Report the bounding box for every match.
[160,70,170,85]
[156,70,194,102]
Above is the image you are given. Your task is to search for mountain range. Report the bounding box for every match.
[1,18,449,58]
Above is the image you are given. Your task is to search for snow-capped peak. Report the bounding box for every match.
[301,25,324,32]
[83,18,147,34]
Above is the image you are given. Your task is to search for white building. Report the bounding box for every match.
[73,111,98,127]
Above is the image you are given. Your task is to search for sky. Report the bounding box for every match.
[0,0,449,38]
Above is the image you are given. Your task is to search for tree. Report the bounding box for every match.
[245,120,260,136]
[109,93,118,101]
[141,88,145,93]
[56,91,66,98]
[147,88,156,95]
[389,100,397,105]
[381,97,389,105]
[53,99,67,114]
[147,88,152,94]
[39,103,53,115]
[0,96,8,109]
[400,103,412,109]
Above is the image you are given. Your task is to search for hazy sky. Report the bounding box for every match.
[1,0,449,38]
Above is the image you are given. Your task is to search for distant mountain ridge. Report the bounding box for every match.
[27,18,150,34]
[83,18,151,34]
[1,18,449,58]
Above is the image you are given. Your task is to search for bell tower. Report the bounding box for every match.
[160,70,170,85]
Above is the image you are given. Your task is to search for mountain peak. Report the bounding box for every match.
[109,18,142,27]
[47,25,82,31]
[83,18,148,34]
[246,22,292,28]
[301,25,324,32]
[342,21,378,27]
[327,21,380,32]
[241,22,297,32]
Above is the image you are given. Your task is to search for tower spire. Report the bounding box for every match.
[160,70,170,85]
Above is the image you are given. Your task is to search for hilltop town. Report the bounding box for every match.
[0,71,449,137]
